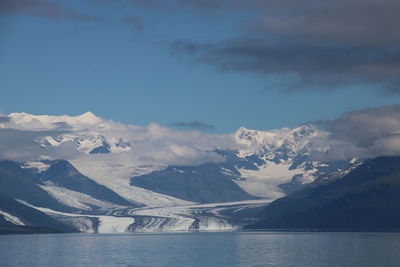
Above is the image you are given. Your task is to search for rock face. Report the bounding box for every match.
[246,156,400,230]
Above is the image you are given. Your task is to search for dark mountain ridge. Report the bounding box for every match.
[131,163,258,203]
[246,156,400,231]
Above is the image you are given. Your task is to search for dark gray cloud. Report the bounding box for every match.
[250,0,400,46]
[122,15,143,32]
[171,39,400,92]
[173,120,215,131]
[0,0,101,22]
[315,105,400,158]
[127,0,400,45]
[163,0,400,93]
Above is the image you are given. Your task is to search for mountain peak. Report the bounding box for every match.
[235,126,284,146]
[79,111,96,119]
[237,126,249,132]
[76,111,100,124]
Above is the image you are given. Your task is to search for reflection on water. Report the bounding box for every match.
[1,232,400,267]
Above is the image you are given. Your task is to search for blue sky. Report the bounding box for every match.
[1,0,399,133]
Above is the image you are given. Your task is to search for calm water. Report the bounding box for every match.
[1,231,400,267]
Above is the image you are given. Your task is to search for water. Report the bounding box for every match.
[1,232,400,267]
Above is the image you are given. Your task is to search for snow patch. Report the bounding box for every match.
[236,161,304,199]
[0,210,25,225]
[40,184,121,211]
[220,167,237,177]
[21,161,50,172]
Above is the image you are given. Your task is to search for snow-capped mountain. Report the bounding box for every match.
[0,112,358,233]
[228,125,353,198]
[235,125,318,157]
[2,112,131,154]
[39,134,131,154]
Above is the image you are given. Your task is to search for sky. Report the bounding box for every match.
[1,0,400,133]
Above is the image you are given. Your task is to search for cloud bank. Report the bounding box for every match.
[1,106,400,165]
[164,0,400,93]
[172,39,400,92]
[0,112,233,165]
[316,105,400,159]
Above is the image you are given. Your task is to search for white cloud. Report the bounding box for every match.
[315,105,400,160]
[0,112,236,165]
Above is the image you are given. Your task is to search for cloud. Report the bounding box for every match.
[126,0,400,45]
[2,108,400,165]
[0,0,101,22]
[172,120,215,131]
[321,105,400,145]
[65,0,400,93]
[0,128,78,161]
[162,0,400,93]
[171,38,400,93]
[122,15,143,32]
[250,0,400,46]
[314,105,400,159]
[0,112,234,165]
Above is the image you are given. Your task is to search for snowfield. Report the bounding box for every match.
[40,184,122,211]
[236,160,316,199]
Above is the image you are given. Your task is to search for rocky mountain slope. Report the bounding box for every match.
[246,156,400,230]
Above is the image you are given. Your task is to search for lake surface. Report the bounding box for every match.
[1,231,400,267]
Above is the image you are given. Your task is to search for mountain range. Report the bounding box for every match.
[0,112,393,233]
